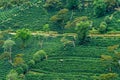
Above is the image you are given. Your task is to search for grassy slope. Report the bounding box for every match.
[24,37,120,80]
[1,35,120,79]
[1,2,120,80]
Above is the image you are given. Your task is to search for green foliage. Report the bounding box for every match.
[99,22,107,34]
[76,21,90,44]
[93,0,118,17]
[93,73,118,80]
[50,8,69,22]
[107,45,119,52]
[13,54,24,66]
[28,60,35,68]
[101,55,113,61]
[104,16,111,24]
[0,52,10,60]
[15,28,31,48]
[20,64,28,74]
[43,0,62,11]
[66,0,79,10]
[15,67,24,75]
[43,24,50,33]
[60,36,74,49]
[33,50,47,62]
[2,39,15,52]
[101,44,120,72]
[0,0,29,9]
[50,8,69,31]
[6,69,19,80]
[65,16,90,44]
[65,16,88,29]
[93,0,106,17]
[104,0,117,12]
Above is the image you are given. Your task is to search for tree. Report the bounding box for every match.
[43,24,50,33]
[2,39,15,63]
[33,50,47,62]
[6,69,19,80]
[15,28,31,48]
[66,0,79,10]
[65,16,91,44]
[50,8,69,32]
[104,0,117,12]
[75,21,90,44]
[60,36,75,49]
[101,45,120,72]
[13,54,24,67]
[99,22,107,34]
[43,0,62,11]
[93,0,106,17]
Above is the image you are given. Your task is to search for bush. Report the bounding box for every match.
[13,54,24,66]
[66,0,79,10]
[15,67,24,74]
[33,50,47,62]
[15,28,31,48]
[99,22,107,34]
[75,20,90,44]
[93,0,106,17]
[20,64,28,74]
[43,0,62,11]
[104,16,111,24]
[6,69,19,80]
[104,0,117,12]
[28,60,35,68]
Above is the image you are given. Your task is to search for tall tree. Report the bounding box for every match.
[2,39,15,63]
[15,28,31,48]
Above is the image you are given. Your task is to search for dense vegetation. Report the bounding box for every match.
[1,0,120,80]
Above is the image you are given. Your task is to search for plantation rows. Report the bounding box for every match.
[23,37,120,80]
[0,7,20,22]
[0,35,120,79]
[1,6,50,30]
[0,60,12,79]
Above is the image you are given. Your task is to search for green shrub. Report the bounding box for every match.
[33,50,47,62]
[6,69,19,80]
[28,60,35,68]
[43,0,62,11]
[99,22,107,34]
[75,21,90,44]
[15,28,31,48]
[93,73,118,80]
[93,0,106,17]
[104,16,111,24]
[20,64,28,74]
[66,0,79,10]
[13,54,24,66]
[15,67,24,74]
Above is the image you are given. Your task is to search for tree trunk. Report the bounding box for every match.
[9,47,12,63]
[72,41,75,47]
[39,40,43,48]
[70,10,74,21]
[81,0,85,10]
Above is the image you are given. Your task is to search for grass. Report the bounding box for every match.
[5,36,120,79]
[1,1,120,80]
[0,33,120,79]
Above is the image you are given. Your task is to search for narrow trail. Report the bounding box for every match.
[8,32,120,38]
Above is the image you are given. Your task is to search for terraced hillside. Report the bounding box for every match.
[1,0,120,80]
[22,37,120,80]
[0,5,52,31]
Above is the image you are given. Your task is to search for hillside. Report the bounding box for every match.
[1,0,120,80]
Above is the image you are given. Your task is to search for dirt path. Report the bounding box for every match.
[9,32,120,38]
